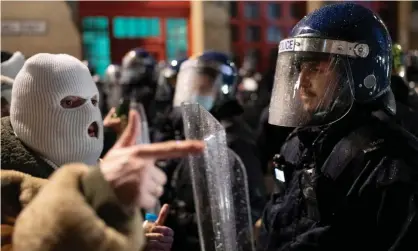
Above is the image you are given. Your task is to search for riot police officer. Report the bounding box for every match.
[258,3,417,251]
[237,50,262,106]
[100,49,157,156]
[102,63,122,112]
[155,58,187,116]
[153,58,187,144]
[119,48,157,124]
[238,51,266,130]
[163,51,267,251]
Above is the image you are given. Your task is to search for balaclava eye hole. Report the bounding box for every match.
[60,96,87,109]
[91,95,98,107]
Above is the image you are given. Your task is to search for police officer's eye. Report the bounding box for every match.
[302,62,321,73]
[60,96,87,108]
[310,67,320,73]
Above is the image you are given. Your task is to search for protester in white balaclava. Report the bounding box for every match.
[1,51,25,79]
[10,53,104,167]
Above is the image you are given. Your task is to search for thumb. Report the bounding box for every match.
[104,107,116,122]
[155,204,170,226]
[113,109,141,149]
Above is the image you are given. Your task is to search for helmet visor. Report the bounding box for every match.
[173,59,225,108]
[269,38,358,127]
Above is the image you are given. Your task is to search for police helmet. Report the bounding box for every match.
[103,64,121,85]
[172,51,238,111]
[160,57,187,86]
[120,48,156,86]
[269,3,393,127]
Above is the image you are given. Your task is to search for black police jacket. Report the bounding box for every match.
[162,99,267,251]
[257,106,418,251]
[256,106,294,174]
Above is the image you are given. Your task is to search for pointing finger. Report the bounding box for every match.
[131,140,205,159]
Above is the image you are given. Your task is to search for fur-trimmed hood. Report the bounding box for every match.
[1,116,55,178]
[1,75,13,104]
[1,165,145,251]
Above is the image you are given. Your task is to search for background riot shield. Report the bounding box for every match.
[130,101,151,145]
[130,101,162,214]
[181,102,255,251]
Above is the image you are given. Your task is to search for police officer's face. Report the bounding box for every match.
[194,73,215,96]
[298,60,339,112]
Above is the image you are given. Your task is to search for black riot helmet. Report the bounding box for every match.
[120,48,156,88]
[103,64,122,108]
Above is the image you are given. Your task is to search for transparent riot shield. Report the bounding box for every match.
[181,102,255,251]
[130,101,162,215]
[130,101,151,145]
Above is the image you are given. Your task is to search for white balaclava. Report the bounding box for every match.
[1,51,25,79]
[10,53,104,167]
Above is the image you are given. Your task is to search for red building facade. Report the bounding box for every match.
[229,1,307,71]
[78,1,399,75]
[78,1,191,75]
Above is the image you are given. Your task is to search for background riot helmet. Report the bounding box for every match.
[173,51,238,111]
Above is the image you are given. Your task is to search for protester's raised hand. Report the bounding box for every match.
[100,110,204,210]
[144,204,174,251]
[103,107,123,134]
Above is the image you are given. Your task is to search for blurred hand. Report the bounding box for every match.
[103,107,123,134]
[100,110,204,210]
[144,204,174,251]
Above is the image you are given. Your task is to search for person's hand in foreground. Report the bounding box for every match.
[100,110,204,210]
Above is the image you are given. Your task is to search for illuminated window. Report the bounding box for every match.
[113,17,160,39]
[166,18,188,60]
[82,16,111,76]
